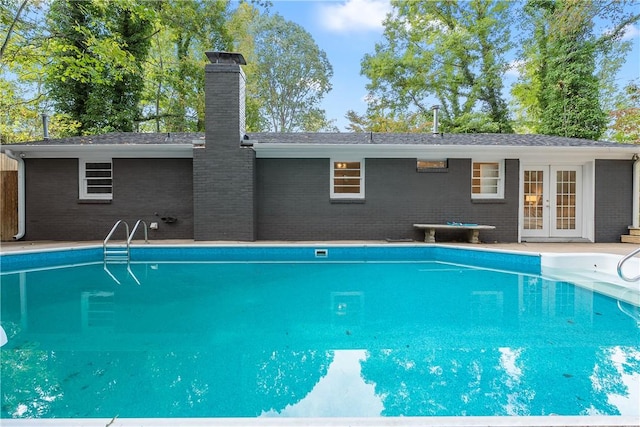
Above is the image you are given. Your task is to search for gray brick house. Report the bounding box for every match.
[2,52,639,243]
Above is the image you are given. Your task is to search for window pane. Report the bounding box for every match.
[86,170,112,178]
[88,187,113,194]
[472,161,502,197]
[334,162,360,170]
[334,187,360,194]
[417,160,447,170]
[82,160,113,199]
[333,161,362,197]
[334,178,361,186]
[335,169,360,177]
[86,163,111,169]
[88,179,113,186]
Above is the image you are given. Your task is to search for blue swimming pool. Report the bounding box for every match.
[1,245,638,422]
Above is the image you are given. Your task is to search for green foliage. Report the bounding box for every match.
[345,109,432,133]
[607,80,640,143]
[0,78,42,143]
[359,0,514,134]
[45,0,154,135]
[301,108,339,132]
[42,0,235,135]
[3,0,332,138]
[140,0,233,132]
[227,2,267,132]
[0,0,50,143]
[512,0,639,139]
[2,0,637,140]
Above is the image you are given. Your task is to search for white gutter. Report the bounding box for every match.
[4,149,25,240]
[9,143,193,158]
[633,155,640,229]
[252,142,640,160]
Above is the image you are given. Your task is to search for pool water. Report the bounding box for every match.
[1,259,639,419]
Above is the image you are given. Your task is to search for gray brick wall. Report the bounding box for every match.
[256,158,519,242]
[595,159,633,242]
[24,158,194,241]
[193,63,256,241]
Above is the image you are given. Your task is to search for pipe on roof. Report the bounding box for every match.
[42,114,49,140]
[4,149,25,240]
[432,105,440,136]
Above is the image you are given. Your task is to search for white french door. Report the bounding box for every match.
[522,166,582,239]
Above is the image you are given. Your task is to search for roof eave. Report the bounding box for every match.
[0,143,194,159]
[252,143,640,160]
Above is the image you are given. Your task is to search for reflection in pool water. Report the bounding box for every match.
[261,350,383,417]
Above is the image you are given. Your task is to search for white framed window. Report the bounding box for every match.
[331,159,364,199]
[472,160,504,199]
[79,159,113,200]
[417,159,448,172]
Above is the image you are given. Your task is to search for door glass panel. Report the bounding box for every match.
[555,170,576,230]
[523,170,544,230]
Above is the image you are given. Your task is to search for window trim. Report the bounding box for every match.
[79,158,113,200]
[330,158,365,199]
[471,160,504,199]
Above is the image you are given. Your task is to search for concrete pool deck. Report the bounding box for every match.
[1,239,639,256]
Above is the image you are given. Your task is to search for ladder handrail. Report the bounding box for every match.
[618,299,640,326]
[103,263,122,285]
[128,220,148,245]
[617,246,640,282]
[104,220,130,248]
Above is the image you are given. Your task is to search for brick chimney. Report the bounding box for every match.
[193,52,256,241]
[203,51,247,140]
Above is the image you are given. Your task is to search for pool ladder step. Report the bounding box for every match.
[104,246,130,262]
[103,220,149,284]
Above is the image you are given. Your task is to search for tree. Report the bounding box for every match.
[344,109,432,133]
[0,0,51,143]
[0,0,29,63]
[607,80,640,143]
[512,0,639,139]
[45,0,154,135]
[245,13,334,132]
[359,0,513,134]
[227,2,268,132]
[146,0,233,132]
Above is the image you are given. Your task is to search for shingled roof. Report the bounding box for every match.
[6,132,204,146]
[4,131,634,148]
[249,132,632,147]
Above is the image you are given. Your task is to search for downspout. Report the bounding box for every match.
[633,154,640,229]
[4,149,25,240]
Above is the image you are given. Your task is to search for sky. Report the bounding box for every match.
[266,0,640,131]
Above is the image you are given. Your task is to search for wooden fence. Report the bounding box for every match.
[1,153,18,240]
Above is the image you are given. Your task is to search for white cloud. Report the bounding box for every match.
[318,0,391,33]
[505,59,525,78]
[260,350,383,417]
[621,23,640,41]
[602,23,640,41]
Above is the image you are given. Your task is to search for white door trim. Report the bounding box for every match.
[519,162,594,242]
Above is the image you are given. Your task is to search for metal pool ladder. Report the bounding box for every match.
[616,247,640,325]
[617,246,640,282]
[103,220,148,284]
